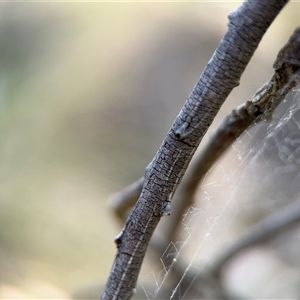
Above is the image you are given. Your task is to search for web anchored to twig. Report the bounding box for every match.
[102,1,291,299]
[110,27,300,293]
[147,29,300,298]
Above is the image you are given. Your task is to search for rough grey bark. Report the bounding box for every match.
[163,26,300,243]
[153,27,300,299]
[101,1,289,299]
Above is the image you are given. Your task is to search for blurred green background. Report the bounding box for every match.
[0,1,299,298]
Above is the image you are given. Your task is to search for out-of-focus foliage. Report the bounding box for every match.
[0,2,299,298]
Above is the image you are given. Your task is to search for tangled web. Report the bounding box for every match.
[142,88,300,299]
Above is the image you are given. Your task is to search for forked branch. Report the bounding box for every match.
[102,1,289,299]
[163,26,300,242]
[110,27,300,245]
[159,27,300,298]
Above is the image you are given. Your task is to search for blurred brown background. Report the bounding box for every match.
[0,1,299,298]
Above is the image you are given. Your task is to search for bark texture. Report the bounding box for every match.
[102,1,289,299]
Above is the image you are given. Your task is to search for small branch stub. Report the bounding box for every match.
[101,2,289,299]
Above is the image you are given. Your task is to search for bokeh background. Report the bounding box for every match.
[0,1,300,298]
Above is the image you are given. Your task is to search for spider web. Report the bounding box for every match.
[141,87,300,299]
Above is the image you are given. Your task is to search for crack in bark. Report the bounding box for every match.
[102,1,289,299]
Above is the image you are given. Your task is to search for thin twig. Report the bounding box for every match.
[209,200,300,278]
[110,27,300,244]
[109,177,144,223]
[158,197,300,299]
[102,2,289,299]
[108,25,300,298]
[157,26,300,298]
[163,26,300,242]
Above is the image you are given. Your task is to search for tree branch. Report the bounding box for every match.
[157,199,300,299]
[102,2,289,299]
[157,26,300,298]
[163,26,300,242]
[110,25,300,245]
[209,200,300,278]
[109,177,144,223]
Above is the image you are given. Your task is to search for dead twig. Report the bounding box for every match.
[153,26,300,299]
[209,200,300,278]
[110,27,300,246]
[102,2,289,299]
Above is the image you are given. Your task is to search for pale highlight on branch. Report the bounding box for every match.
[102,1,289,299]
[160,27,300,298]
[110,27,300,244]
